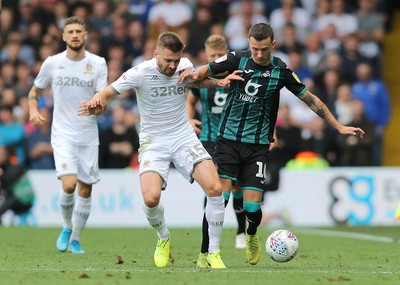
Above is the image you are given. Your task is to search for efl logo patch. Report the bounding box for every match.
[292,72,300,83]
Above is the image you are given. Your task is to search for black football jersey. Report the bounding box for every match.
[208,50,306,145]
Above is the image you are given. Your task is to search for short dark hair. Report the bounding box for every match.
[157,32,185,53]
[64,16,86,31]
[248,23,274,42]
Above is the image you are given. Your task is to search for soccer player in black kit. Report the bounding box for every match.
[180,23,365,265]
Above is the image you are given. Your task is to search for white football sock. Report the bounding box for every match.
[143,202,169,240]
[71,195,91,241]
[59,189,74,229]
[206,195,225,253]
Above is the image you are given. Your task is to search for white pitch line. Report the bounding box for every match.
[297,228,398,243]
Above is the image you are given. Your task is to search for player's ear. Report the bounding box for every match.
[153,49,157,57]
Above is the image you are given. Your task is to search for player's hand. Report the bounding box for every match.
[218,70,244,87]
[339,126,365,138]
[78,92,107,116]
[78,101,105,116]
[29,109,46,126]
[189,119,202,135]
[179,69,199,83]
[269,137,281,150]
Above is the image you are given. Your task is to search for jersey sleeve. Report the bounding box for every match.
[179,58,194,72]
[34,56,53,89]
[110,65,142,94]
[282,65,307,97]
[96,58,108,92]
[208,52,238,77]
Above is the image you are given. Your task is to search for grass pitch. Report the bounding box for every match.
[1,226,399,285]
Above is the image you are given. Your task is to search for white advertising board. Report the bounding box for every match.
[6,168,400,227]
[23,169,239,227]
[263,167,400,226]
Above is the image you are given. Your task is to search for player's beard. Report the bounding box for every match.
[157,65,176,77]
[163,68,176,76]
[67,42,85,52]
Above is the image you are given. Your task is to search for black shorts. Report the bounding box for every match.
[201,141,216,162]
[215,137,270,192]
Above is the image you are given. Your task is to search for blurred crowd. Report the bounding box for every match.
[0,0,393,173]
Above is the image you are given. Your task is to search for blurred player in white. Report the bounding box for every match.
[186,35,247,269]
[79,32,242,268]
[28,16,108,254]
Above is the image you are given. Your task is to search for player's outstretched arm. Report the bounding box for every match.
[179,65,209,83]
[299,89,365,138]
[187,70,244,89]
[78,86,117,116]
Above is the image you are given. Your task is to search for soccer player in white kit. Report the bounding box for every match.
[79,32,241,269]
[28,17,108,254]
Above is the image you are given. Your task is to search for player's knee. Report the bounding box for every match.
[142,193,160,208]
[204,181,223,197]
[78,188,92,198]
[63,182,77,193]
[61,176,78,193]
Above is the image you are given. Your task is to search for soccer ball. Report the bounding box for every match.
[266,229,299,263]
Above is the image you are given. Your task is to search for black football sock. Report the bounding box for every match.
[233,197,246,234]
[245,209,262,235]
[200,213,209,253]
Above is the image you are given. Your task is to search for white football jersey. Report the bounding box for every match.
[34,50,108,145]
[111,57,194,137]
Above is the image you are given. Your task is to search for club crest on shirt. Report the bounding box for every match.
[261,71,271,78]
[84,63,94,74]
[61,163,68,171]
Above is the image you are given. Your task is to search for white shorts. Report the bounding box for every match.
[138,131,211,189]
[52,142,99,185]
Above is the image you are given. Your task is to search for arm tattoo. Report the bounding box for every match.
[300,90,341,129]
[300,91,327,119]
[187,78,218,89]
[28,95,39,101]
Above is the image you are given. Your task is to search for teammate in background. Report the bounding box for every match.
[79,32,241,269]
[179,23,365,265]
[186,35,246,268]
[28,17,108,254]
